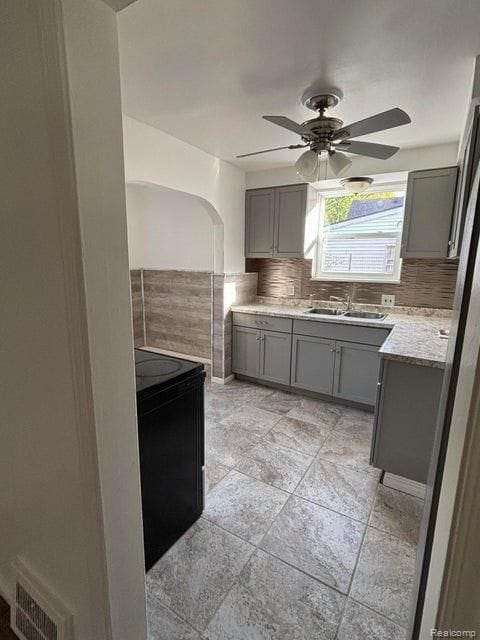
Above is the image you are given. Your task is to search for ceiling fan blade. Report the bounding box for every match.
[263,115,306,135]
[333,108,411,140]
[236,144,306,158]
[334,140,400,159]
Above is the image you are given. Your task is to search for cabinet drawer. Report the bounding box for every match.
[293,319,389,346]
[232,312,293,333]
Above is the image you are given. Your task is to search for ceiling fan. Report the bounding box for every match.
[237,89,411,181]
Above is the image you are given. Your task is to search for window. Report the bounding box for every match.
[313,185,406,283]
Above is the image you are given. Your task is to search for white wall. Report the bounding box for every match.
[0,2,146,639]
[61,1,147,638]
[123,116,246,273]
[126,184,214,271]
[245,142,459,189]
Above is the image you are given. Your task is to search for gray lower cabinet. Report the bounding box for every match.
[260,330,292,385]
[232,325,291,385]
[233,313,388,407]
[371,358,443,483]
[232,325,260,377]
[333,341,380,405]
[291,335,335,394]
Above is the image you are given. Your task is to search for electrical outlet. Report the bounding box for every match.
[286,283,295,296]
[381,294,395,307]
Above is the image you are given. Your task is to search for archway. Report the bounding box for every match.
[125,181,227,379]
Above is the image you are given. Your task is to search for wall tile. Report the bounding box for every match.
[246,258,457,309]
[143,270,213,359]
[130,269,144,347]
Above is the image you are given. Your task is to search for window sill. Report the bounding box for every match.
[310,276,401,284]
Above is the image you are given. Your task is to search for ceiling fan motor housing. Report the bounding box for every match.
[301,89,344,112]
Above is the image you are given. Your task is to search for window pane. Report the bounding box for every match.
[324,192,405,228]
[318,190,405,279]
[322,235,398,274]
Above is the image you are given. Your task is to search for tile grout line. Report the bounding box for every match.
[203,387,413,636]
[348,596,409,634]
[333,482,379,639]
[147,590,205,637]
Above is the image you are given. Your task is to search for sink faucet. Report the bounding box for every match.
[330,295,351,312]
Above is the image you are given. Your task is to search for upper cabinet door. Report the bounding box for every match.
[245,188,275,258]
[448,102,480,258]
[274,184,307,257]
[401,166,458,259]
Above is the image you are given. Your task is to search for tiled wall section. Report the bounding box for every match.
[130,270,257,379]
[142,270,212,359]
[130,269,144,347]
[212,273,258,379]
[245,258,458,309]
[224,273,258,378]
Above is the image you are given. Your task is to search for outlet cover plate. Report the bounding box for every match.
[286,283,295,296]
[381,294,395,307]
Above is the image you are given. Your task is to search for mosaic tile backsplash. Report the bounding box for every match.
[245,258,458,309]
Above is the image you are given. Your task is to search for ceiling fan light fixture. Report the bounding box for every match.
[295,150,319,181]
[328,151,352,177]
[340,176,374,194]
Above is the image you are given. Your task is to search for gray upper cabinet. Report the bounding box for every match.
[274,185,307,257]
[232,325,260,377]
[333,341,379,406]
[448,100,480,258]
[245,184,308,258]
[291,334,335,395]
[259,330,292,385]
[401,166,458,259]
[245,188,275,257]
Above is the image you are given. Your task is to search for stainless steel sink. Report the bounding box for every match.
[305,308,344,316]
[343,311,386,320]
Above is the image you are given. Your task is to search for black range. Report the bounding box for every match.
[135,348,205,571]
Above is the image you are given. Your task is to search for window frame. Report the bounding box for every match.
[312,182,407,284]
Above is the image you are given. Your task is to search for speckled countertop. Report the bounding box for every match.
[231,302,451,369]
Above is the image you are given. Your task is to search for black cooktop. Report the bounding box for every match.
[135,348,203,397]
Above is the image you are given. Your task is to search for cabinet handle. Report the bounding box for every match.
[330,348,335,352]
[447,240,454,246]
[377,382,382,387]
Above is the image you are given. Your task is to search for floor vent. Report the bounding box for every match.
[11,560,73,640]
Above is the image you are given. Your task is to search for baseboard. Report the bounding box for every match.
[211,374,235,385]
[382,472,427,499]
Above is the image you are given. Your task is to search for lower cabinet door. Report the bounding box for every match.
[290,334,335,394]
[232,326,260,377]
[259,329,292,385]
[333,341,379,405]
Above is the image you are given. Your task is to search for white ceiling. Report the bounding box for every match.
[118,0,480,171]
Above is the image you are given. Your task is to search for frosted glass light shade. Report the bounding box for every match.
[340,176,373,193]
[329,151,352,177]
[295,150,319,181]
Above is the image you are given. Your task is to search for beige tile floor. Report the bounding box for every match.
[146,379,423,639]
